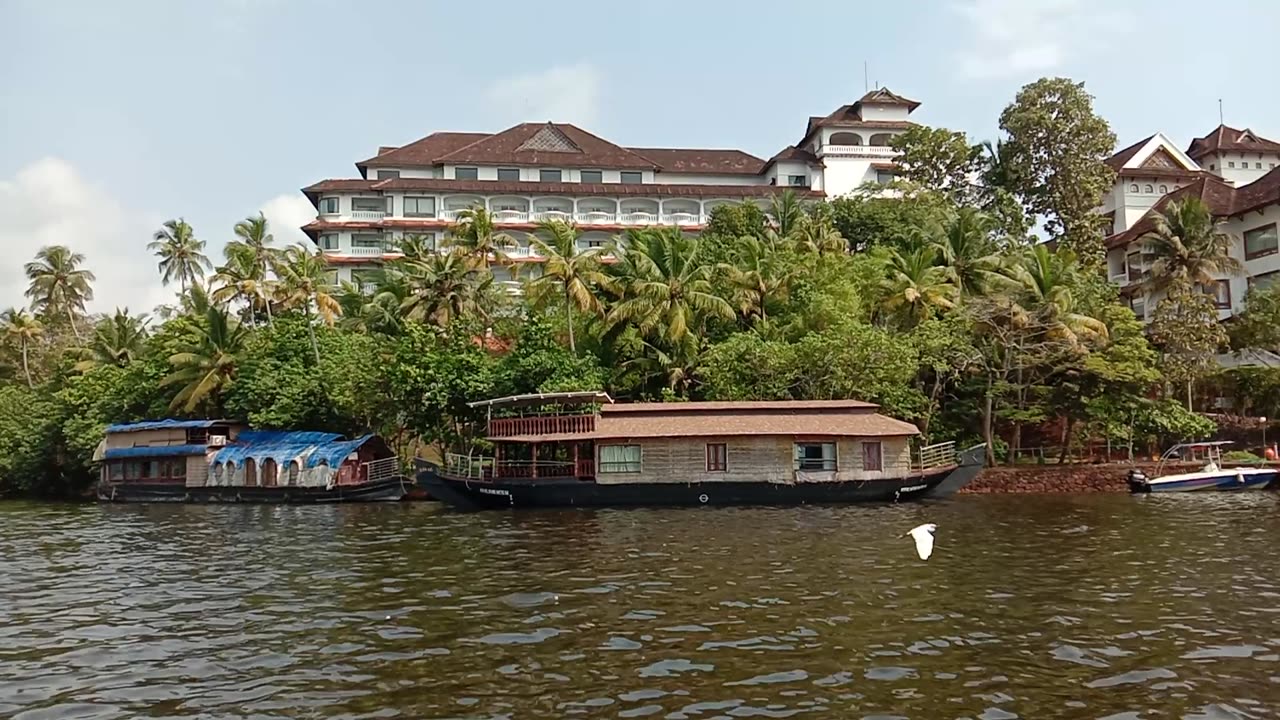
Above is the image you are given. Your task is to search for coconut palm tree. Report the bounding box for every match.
[399,250,491,329]
[446,206,516,267]
[2,308,43,388]
[1010,245,1108,347]
[719,234,792,324]
[228,213,277,323]
[148,219,211,294]
[931,207,1005,297]
[788,210,846,256]
[162,306,250,413]
[274,245,342,363]
[23,245,95,340]
[879,245,957,328]
[395,233,438,263]
[606,227,734,347]
[528,220,608,353]
[74,309,149,371]
[768,190,806,238]
[1142,197,1243,295]
[210,244,273,326]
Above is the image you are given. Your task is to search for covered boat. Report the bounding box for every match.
[96,420,407,502]
[419,392,985,510]
[1127,441,1279,493]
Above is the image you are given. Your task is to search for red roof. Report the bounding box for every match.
[1186,125,1280,159]
[1105,135,1156,170]
[358,132,490,170]
[603,399,878,413]
[631,147,765,175]
[766,145,820,165]
[432,123,659,170]
[856,88,921,112]
[374,178,822,198]
[1105,175,1246,249]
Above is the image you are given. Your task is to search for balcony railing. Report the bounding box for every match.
[816,145,900,158]
[442,453,596,481]
[351,210,387,220]
[349,245,391,256]
[488,414,597,437]
[429,209,704,226]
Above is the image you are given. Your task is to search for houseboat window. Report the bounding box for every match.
[706,443,727,472]
[109,462,124,481]
[288,460,301,486]
[794,442,836,471]
[599,445,641,473]
[862,441,883,472]
[262,459,278,487]
[187,427,208,444]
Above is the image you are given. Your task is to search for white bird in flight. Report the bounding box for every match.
[905,523,937,560]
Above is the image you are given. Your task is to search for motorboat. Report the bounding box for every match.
[1126,441,1279,493]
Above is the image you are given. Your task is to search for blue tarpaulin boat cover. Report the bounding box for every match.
[106,419,227,433]
[212,430,375,469]
[102,444,210,459]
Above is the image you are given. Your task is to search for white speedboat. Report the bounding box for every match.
[1127,441,1279,493]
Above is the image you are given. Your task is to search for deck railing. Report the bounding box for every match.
[915,441,957,471]
[362,456,401,482]
[442,453,595,480]
[445,452,493,480]
[488,414,596,437]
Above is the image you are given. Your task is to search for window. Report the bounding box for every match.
[1245,224,1279,260]
[1144,184,1153,193]
[1210,164,1216,171]
[794,442,836,471]
[540,169,562,182]
[318,234,339,250]
[599,445,641,473]
[1159,185,1168,193]
[1130,296,1147,319]
[351,233,387,250]
[706,443,727,472]
[352,197,386,212]
[581,170,603,183]
[1257,162,1264,169]
[404,196,436,217]
[1206,280,1231,309]
[1129,184,1139,192]
[497,168,520,181]
[1229,161,1236,168]
[375,169,400,180]
[862,441,883,472]
[455,167,479,180]
[109,462,124,481]
[620,171,643,184]
[287,461,300,486]
[1250,270,1280,293]
[876,170,894,185]
[319,196,339,214]
[788,175,807,186]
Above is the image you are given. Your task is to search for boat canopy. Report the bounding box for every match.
[212,430,375,469]
[106,419,231,433]
[468,391,614,410]
[102,444,210,459]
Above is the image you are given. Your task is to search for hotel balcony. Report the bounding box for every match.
[434,209,707,227]
[815,144,900,159]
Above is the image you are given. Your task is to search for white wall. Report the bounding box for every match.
[822,158,879,197]
[1211,152,1280,186]
[857,104,910,122]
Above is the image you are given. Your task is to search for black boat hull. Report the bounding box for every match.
[419,446,985,511]
[96,477,409,503]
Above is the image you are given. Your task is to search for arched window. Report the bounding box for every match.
[244,458,258,487]
[1159,185,1168,194]
[1144,184,1154,193]
[262,458,278,487]
[288,460,301,486]
[829,131,862,146]
[1129,184,1139,192]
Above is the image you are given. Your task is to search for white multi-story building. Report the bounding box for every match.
[1102,124,1280,320]
[300,88,922,288]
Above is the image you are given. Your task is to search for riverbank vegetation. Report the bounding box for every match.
[3,76,1275,498]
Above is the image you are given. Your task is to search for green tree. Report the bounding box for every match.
[878,244,956,329]
[997,77,1117,267]
[149,219,212,294]
[1231,282,1280,351]
[1149,286,1227,411]
[1141,197,1242,295]
[162,306,251,414]
[274,245,342,363]
[24,245,95,340]
[2,308,43,388]
[399,250,492,329]
[889,126,983,201]
[828,194,951,253]
[528,220,608,353]
[719,234,793,325]
[75,309,148,371]
[211,244,274,325]
[446,206,516,267]
[930,207,1005,297]
[228,213,277,323]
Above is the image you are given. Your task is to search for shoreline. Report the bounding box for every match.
[959,462,1210,494]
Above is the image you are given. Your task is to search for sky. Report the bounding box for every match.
[3,0,1280,313]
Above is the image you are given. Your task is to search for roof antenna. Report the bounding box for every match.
[1218,98,1224,126]
[863,61,869,93]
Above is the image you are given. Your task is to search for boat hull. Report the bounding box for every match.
[1129,468,1280,493]
[96,477,409,503]
[419,446,985,511]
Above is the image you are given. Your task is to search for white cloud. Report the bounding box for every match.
[258,193,316,251]
[484,63,603,128]
[0,157,169,315]
[951,0,1132,80]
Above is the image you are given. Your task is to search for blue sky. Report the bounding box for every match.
[3,0,1279,311]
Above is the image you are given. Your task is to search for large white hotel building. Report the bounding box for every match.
[300,88,921,290]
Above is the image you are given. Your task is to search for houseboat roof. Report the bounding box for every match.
[211,430,383,469]
[102,444,211,459]
[106,418,234,433]
[604,399,879,413]
[469,391,614,409]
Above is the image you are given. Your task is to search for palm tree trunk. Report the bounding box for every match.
[65,304,81,341]
[983,372,996,466]
[306,304,322,365]
[264,293,273,326]
[21,341,32,389]
[565,288,576,353]
[1186,379,1194,412]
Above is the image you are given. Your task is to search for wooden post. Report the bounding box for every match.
[532,443,538,478]
[573,443,580,478]
[495,444,502,479]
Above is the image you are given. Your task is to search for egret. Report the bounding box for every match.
[905,523,937,560]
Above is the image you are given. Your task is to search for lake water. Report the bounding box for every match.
[3,495,1280,719]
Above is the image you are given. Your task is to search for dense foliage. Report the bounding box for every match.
[0,75,1261,498]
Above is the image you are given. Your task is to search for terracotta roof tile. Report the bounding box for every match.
[1186,125,1280,159]
[766,146,819,165]
[1104,175,1240,249]
[630,147,766,175]
[603,399,878,413]
[856,87,921,111]
[374,178,822,198]
[1233,166,1280,216]
[359,132,490,169]
[1105,134,1156,170]
[434,122,659,170]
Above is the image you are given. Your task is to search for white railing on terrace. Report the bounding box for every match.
[428,209,705,226]
[360,282,378,295]
[492,210,530,223]
[350,210,387,220]
[349,245,389,256]
[817,144,900,158]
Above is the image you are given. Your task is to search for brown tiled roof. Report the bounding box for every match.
[304,179,380,193]
[604,399,878,413]
[434,122,659,170]
[374,178,823,198]
[1186,125,1280,159]
[1104,175,1240,249]
[766,146,819,165]
[856,88,921,111]
[1233,166,1280,216]
[359,131,490,169]
[1116,168,1203,179]
[629,147,765,175]
[1105,135,1155,170]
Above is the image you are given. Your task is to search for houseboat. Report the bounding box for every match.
[95,419,408,502]
[418,392,985,510]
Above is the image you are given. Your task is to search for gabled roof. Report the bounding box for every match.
[1186,124,1280,159]
[766,145,820,165]
[856,87,921,112]
[1105,134,1156,170]
[358,131,490,171]
[1105,174,1245,249]
[630,147,765,175]
[1105,133,1201,177]
[1232,166,1280,216]
[434,122,659,170]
